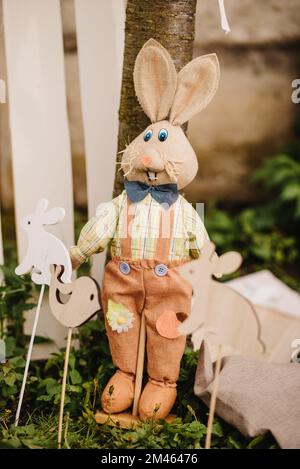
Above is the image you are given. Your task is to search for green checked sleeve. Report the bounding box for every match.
[181,198,210,259]
[70,195,123,270]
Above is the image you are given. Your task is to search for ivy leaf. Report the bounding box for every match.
[21,439,43,449]
[228,434,242,449]
[0,437,22,449]
[9,357,25,369]
[247,434,265,449]
[281,184,300,201]
[69,369,82,385]
[212,420,224,437]
[4,374,16,387]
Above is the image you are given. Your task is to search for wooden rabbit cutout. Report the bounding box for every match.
[15,199,72,426]
[15,198,72,285]
[178,242,265,359]
[49,265,100,327]
[15,200,102,446]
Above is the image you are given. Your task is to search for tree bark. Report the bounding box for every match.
[113,0,197,198]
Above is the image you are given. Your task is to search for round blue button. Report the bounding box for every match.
[154,264,168,277]
[119,262,131,275]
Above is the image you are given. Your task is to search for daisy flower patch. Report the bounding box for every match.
[106,299,134,333]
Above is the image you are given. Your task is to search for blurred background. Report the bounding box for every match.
[1,0,299,207]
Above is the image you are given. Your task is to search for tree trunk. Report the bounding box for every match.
[113,0,197,198]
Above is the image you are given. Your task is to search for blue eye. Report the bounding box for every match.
[158,128,168,142]
[143,129,153,142]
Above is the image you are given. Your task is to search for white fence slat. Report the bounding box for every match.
[0,1,6,268]
[3,0,74,258]
[3,0,74,349]
[75,0,125,280]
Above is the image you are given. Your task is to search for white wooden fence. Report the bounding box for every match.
[0,0,125,352]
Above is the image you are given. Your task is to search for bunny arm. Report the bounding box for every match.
[70,196,122,270]
[182,199,210,260]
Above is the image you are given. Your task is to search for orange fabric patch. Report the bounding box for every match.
[156,310,187,339]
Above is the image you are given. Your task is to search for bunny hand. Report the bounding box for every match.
[69,245,86,270]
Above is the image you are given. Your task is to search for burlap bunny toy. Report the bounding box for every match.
[70,39,220,421]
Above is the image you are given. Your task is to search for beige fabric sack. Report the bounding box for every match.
[194,342,300,449]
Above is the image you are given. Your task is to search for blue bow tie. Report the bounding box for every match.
[124,180,178,207]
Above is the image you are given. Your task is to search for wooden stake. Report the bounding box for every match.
[132,310,146,417]
[205,345,222,449]
[58,327,72,449]
[15,284,45,426]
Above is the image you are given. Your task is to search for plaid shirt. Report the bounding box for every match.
[70,190,209,269]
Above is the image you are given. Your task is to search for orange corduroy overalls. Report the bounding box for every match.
[101,198,192,385]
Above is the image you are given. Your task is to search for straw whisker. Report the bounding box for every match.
[118,138,142,178]
[162,153,180,182]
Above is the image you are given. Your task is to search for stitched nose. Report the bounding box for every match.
[140,155,152,167]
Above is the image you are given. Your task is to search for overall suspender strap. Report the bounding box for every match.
[155,208,175,262]
[119,196,175,261]
[119,197,135,260]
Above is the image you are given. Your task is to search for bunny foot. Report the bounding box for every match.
[101,370,134,414]
[138,379,177,421]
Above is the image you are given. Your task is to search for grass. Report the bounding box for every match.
[0,411,278,450]
[0,302,278,449]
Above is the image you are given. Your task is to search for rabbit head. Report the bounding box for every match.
[121,39,220,190]
[21,199,65,231]
[212,250,242,278]
[178,241,242,287]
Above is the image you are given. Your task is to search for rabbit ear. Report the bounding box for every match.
[35,198,49,214]
[213,251,242,277]
[134,38,177,123]
[41,207,65,225]
[169,54,220,126]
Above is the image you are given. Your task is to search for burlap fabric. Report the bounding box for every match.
[195,342,300,449]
